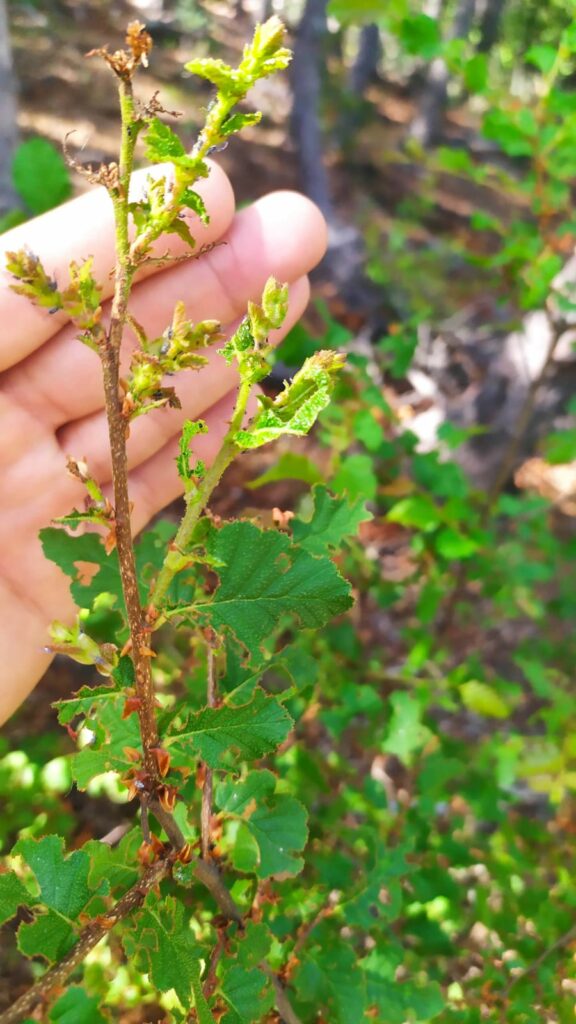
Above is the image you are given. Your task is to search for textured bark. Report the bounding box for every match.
[290,0,333,219]
[0,0,19,214]
[409,0,477,147]
[288,0,390,326]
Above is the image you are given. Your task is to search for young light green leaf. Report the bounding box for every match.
[172,521,352,652]
[55,686,125,729]
[382,692,432,766]
[13,137,71,215]
[166,690,293,769]
[460,681,510,719]
[176,419,209,486]
[247,451,323,489]
[292,485,372,554]
[235,351,345,449]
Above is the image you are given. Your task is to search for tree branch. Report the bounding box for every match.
[0,858,170,1024]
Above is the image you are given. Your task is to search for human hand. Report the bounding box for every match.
[0,163,327,723]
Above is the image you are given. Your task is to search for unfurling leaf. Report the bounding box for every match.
[235,351,345,449]
[176,419,209,485]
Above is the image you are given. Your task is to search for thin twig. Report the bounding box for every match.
[503,920,576,999]
[101,75,160,782]
[201,644,217,860]
[263,968,304,1024]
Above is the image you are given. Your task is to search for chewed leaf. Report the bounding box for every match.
[168,521,352,651]
[292,485,373,553]
[166,689,292,769]
[122,894,201,1004]
[235,351,345,449]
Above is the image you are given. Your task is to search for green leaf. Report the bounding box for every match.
[247,452,323,489]
[292,485,372,554]
[40,520,177,618]
[216,769,277,815]
[167,690,293,769]
[180,189,209,224]
[361,950,444,1022]
[18,910,76,963]
[122,894,201,1005]
[525,45,558,75]
[14,836,98,919]
[71,697,142,789]
[220,964,273,1022]
[235,921,272,969]
[399,14,441,59]
[434,527,479,560]
[382,692,432,766]
[296,935,367,1023]
[144,117,185,161]
[191,961,216,1024]
[55,682,120,725]
[460,681,509,719]
[235,351,345,449]
[217,770,308,877]
[12,138,71,214]
[387,494,440,531]
[221,112,262,136]
[342,846,410,931]
[50,986,109,1023]
[176,419,209,484]
[463,53,488,93]
[175,522,352,651]
[246,794,308,877]
[327,0,389,23]
[0,871,35,925]
[332,454,378,502]
[542,428,576,464]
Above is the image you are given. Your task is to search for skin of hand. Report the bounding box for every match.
[0,161,327,724]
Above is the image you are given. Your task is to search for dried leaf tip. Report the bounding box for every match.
[126,21,153,67]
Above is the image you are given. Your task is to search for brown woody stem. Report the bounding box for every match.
[102,75,160,781]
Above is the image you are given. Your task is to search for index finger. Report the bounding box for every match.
[0,160,235,372]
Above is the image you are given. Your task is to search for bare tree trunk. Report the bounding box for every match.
[0,0,19,215]
[288,0,389,336]
[476,0,506,53]
[409,0,477,147]
[290,0,334,219]
[349,23,381,96]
